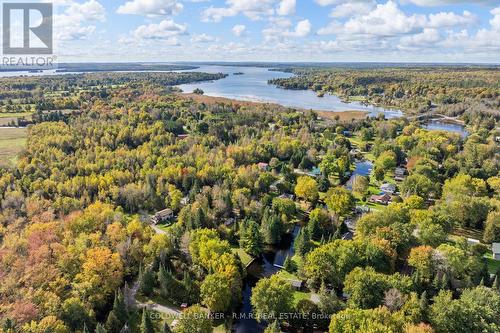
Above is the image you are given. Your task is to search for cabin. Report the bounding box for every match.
[258,162,269,171]
[180,196,189,206]
[380,183,396,194]
[369,193,392,205]
[493,243,500,261]
[151,208,174,224]
[394,167,407,181]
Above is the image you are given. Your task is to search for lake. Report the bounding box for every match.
[1,65,470,134]
[178,65,403,118]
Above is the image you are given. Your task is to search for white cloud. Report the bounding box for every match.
[262,18,311,42]
[117,0,183,16]
[202,0,276,22]
[232,25,247,37]
[288,19,312,37]
[54,0,105,41]
[329,1,375,18]
[427,11,476,28]
[399,28,440,47]
[317,21,342,35]
[402,0,498,6]
[132,19,187,40]
[343,1,426,36]
[191,33,218,43]
[277,0,296,16]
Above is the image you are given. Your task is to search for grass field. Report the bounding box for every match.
[0,127,27,166]
[232,247,254,267]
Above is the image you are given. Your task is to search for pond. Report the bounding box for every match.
[234,225,301,333]
[345,160,374,190]
[424,121,468,137]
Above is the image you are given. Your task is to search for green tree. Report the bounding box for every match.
[251,275,293,323]
[324,187,355,217]
[264,321,281,333]
[95,323,107,333]
[174,305,212,333]
[294,228,311,257]
[351,175,369,197]
[261,211,283,245]
[200,273,232,313]
[295,176,319,202]
[240,220,263,257]
[483,211,500,243]
[140,308,154,333]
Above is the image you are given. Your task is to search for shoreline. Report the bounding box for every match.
[178,93,370,121]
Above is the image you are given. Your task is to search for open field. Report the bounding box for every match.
[0,127,27,166]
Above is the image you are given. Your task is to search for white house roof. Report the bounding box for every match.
[493,243,500,254]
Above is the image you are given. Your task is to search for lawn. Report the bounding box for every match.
[0,112,32,118]
[293,291,312,305]
[232,247,254,267]
[484,253,500,274]
[0,127,27,166]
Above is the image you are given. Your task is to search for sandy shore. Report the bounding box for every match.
[178,93,369,121]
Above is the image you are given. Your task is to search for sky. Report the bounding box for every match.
[8,0,500,63]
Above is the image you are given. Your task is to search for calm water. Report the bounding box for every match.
[234,225,301,333]
[178,66,403,118]
[0,65,467,134]
[424,121,468,137]
[346,160,373,190]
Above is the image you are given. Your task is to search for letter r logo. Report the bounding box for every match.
[3,3,53,54]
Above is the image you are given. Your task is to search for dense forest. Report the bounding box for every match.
[0,70,499,333]
[269,67,500,117]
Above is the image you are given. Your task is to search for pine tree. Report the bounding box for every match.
[240,220,263,257]
[493,275,499,291]
[264,321,281,333]
[283,255,295,272]
[83,323,90,333]
[3,319,15,333]
[294,228,311,257]
[419,291,428,322]
[261,211,282,245]
[105,310,122,333]
[139,265,155,296]
[140,308,154,333]
[95,323,107,333]
[161,322,172,333]
[113,289,128,324]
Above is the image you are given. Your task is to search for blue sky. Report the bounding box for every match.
[22,0,500,62]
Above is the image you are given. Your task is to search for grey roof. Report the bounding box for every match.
[493,243,500,254]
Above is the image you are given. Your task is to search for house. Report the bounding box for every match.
[151,208,174,224]
[369,193,392,205]
[355,205,370,214]
[257,162,269,171]
[394,167,407,181]
[177,134,189,140]
[310,166,321,177]
[493,243,500,261]
[467,238,480,246]
[380,183,396,194]
[279,193,294,200]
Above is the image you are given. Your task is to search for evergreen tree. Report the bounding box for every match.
[240,220,263,257]
[493,275,499,291]
[3,319,15,333]
[283,255,295,273]
[113,289,128,324]
[140,309,154,333]
[83,323,90,333]
[264,321,281,333]
[139,265,155,296]
[261,211,282,245]
[161,322,172,333]
[419,291,428,322]
[95,323,107,333]
[105,310,122,333]
[294,228,311,257]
